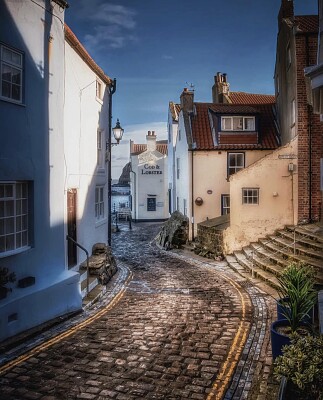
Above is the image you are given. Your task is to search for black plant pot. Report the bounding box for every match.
[270,319,292,359]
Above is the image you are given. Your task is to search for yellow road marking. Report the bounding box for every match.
[0,270,133,375]
[206,273,250,400]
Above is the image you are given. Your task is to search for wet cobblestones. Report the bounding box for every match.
[0,223,278,399]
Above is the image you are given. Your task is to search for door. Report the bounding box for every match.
[67,189,77,267]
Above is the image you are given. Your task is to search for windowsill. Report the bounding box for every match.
[96,96,103,105]
[95,218,107,228]
[0,245,31,259]
[0,96,25,107]
[97,167,106,174]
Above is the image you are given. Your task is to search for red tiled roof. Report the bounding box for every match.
[191,102,279,151]
[65,24,111,85]
[294,15,319,33]
[229,92,275,104]
[131,143,168,156]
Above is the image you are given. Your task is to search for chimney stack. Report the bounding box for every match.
[212,72,230,103]
[146,130,157,152]
[278,0,294,28]
[180,87,194,113]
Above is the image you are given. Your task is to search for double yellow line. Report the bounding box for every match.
[206,273,250,400]
[0,270,133,376]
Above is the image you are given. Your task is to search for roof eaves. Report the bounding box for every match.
[64,24,112,86]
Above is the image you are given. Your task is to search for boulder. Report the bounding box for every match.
[156,211,189,249]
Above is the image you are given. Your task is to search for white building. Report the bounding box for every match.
[130,132,169,221]
[0,0,113,341]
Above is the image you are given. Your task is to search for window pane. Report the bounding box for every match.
[2,81,10,98]
[16,216,22,231]
[6,234,15,250]
[12,84,20,100]
[2,48,12,63]
[5,184,13,198]
[16,183,22,199]
[233,117,243,130]
[16,232,21,248]
[0,219,4,235]
[22,183,27,198]
[2,64,12,82]
[95,188,98,203]
[22,231,28,246]
[0,202,4,217]
[6,200,14,216]
[22,215,28,230]
[21,199,27,214]
[237,154,244,167]
[244,117,255,130]
[0,236,5,251]
[16,200,21,215]
[222,117,232,130]
[100,187,104,200]
[6,217,14,234]
[12,68,21,84]
[11,51,22,66]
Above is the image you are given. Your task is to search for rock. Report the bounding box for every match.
[156,211,189,249]
[92,243,107,255]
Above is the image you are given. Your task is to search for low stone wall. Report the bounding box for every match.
[194,215,229,259]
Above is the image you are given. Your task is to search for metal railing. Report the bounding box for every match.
[66,236,89,295]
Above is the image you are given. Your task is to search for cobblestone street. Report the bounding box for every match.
[0,223,277,399]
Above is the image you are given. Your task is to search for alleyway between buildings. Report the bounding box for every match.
[0,223,278,400]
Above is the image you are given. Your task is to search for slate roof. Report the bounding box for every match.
[191,102,279,151]
[294,15,319,33]
[65,24,111,85]
[131,143,168,156]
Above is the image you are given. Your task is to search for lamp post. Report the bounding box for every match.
[107,116,124,247]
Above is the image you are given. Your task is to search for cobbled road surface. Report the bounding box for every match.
[0,223,254,400]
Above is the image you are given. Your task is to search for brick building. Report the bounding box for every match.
[275,0,322,223]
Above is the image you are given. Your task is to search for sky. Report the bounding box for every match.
[65,0,318,179]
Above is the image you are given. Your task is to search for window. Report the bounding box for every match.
[178,129,181,141]
[228,153,245,176]
[221,116,255,131]
[176,196,179,211]
[96,80,102,100]
[291,99,296,126]
[0,182,29,255]
[1,44,23,103]
[97,129,104,168]
[221,194,230,215]
[242,188,259,205]
[95,186,104,220]
[147,197,156,211]
[176,158,180,179]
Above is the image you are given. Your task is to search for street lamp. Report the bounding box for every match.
[107,116,124,247]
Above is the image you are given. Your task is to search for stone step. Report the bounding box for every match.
[242,246,285,277]
[277,229,323,252]
[286,225,323,245]
[233,251,280,290]
[258,238,322,269]
[81,275,99,299]
[249,242,289,268]
[270,234,323,261]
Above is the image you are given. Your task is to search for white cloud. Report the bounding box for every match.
[111,122,167,179]
[77,1,138,50]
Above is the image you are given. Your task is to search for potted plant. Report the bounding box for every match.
[271,262,317,359]
[0,266,16,300]
[274,334,323,400]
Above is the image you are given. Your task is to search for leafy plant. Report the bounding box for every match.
[277,262,317,332]
[274,334,323,399]
[0,267,16,287]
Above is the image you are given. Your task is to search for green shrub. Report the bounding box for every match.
[274,334,323,399]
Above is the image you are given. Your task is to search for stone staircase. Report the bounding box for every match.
[226,224,323,291]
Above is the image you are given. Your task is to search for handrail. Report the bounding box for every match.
[66,235,89,295]
[249,223,322,279]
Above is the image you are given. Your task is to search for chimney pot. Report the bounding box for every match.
[148,131,151,136]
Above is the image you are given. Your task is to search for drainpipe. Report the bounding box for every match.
[130,168,137,221]
[305,34,313,222]
[107,79,117,247]
[191,148,195,241]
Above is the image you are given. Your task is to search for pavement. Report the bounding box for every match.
[0,222,280,399]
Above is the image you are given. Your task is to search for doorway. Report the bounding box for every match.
[67,189,77,267]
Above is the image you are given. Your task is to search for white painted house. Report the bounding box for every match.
[0,0,112,341]
[130,132,169,221]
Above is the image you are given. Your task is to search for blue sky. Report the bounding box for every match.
[65,0,318,178]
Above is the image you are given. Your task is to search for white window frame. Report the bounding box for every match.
[0,44,23,104]
[0,181,29,257]
[242,188,259,205]
[228,152,245,176]
[183,198,187,216]
[221,194,230,215]
[97,129,104,169]
[95,186,105,220]
[96,80,103,101]
[221,116,255,131]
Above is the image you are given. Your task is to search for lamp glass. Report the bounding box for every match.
[112,119,124,142]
